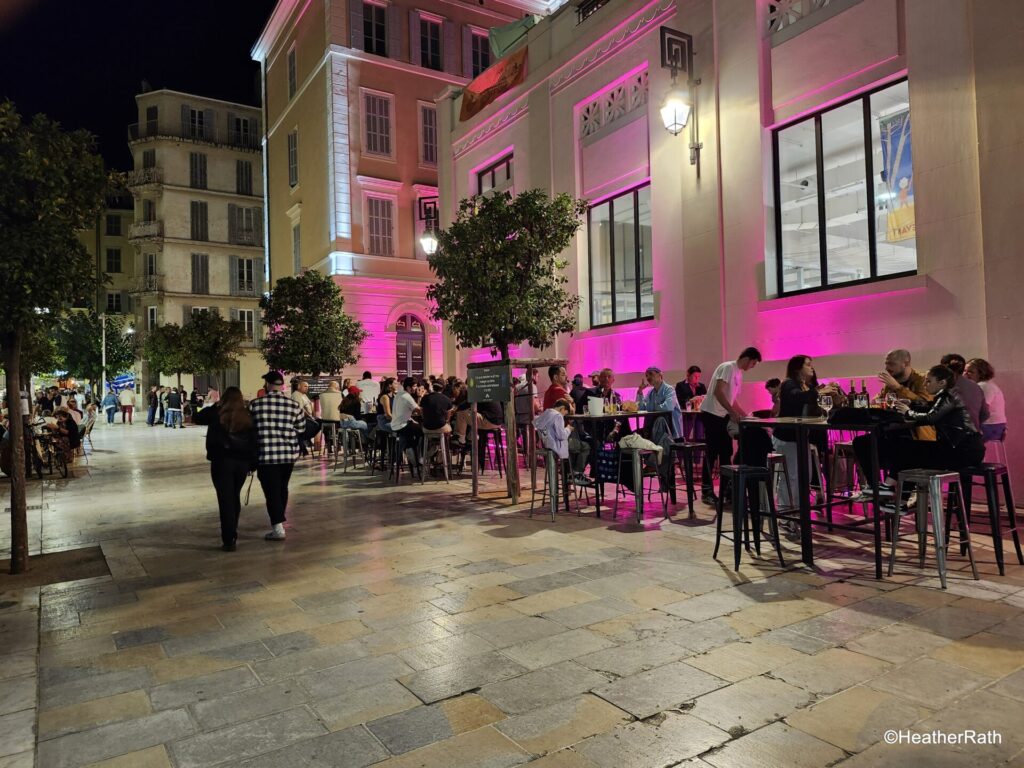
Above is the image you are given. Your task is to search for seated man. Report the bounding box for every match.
[877,348,934,440]
[635,366,683,439]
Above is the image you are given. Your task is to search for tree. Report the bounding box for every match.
[184,310,247,389]
[426,189,587,362]
[0,100,107,573]
[55,311,135,388]
[19,317,62,385]
[260,270,368,377]
[142,324,189,389]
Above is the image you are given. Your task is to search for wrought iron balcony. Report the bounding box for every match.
[132,275,165,293]
[129,220,163,240]
[229,230,262,247]
[128,122,261,152]
[126,168,162,187]
[577,0,610,24]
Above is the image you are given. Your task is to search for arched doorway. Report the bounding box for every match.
[396,313,425,379]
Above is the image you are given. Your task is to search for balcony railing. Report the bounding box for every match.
[233,281,257,296]
[129,220,163,240]
[229,230,262,247]
[577,0,610,24]
[126,168,162,187]
[132,275,165,293]
[128,123,261,151]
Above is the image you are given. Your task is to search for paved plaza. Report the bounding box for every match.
[1,424,1023,767]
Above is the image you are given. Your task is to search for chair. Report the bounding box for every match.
[422,428,451,483]
[337,425,365,473]
[891,469,979,589]
[960,463,1023,576]
[670,441,706,518]
[613,446,668,524]
[713,465,786,571]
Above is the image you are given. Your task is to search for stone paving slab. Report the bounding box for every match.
[169,707,327,768]
[479,661,610,715]
[399,651,528,704]
[591,661,728,719]
[573,713,729,768]
[37,709,194,768]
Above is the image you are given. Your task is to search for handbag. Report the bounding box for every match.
[594,443,620,485]
[300,415,322,442]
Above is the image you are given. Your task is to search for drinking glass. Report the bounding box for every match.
[818,394,833,419]
[885,392,897,409]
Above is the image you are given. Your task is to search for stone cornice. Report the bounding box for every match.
[452,98,530,159]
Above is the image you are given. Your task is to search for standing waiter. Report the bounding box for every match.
[249,371,306,541]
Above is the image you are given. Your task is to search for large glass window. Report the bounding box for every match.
[588,184,653,327]
[773,79,916,295]
[476,154,513,196]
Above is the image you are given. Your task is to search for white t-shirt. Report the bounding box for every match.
[318,391,342,422]
[979,380,1006,425]
[118,389,135,406]
[390,391,418,431]
[700,361,742,418]
[291,390,313,416]
[356,379,381,412]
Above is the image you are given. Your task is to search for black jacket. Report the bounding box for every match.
[906,388,984,450]
[194,405,258,465]
[674,380,707,405]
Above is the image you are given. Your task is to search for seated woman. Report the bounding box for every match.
[771,356,840,509]
[339,386,370,432]
[966,358,1007,445]
[376,378,396,432]
[854,365,984,486]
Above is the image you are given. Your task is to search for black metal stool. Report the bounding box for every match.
[670,441,705,518]
[713,464,786,571]
[960,463,1023,576]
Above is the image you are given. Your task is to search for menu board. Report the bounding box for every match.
[467,364,511,403]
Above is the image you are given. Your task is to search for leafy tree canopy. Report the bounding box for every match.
[186,309,247,385]
[426,189,587,361]
[142,323,189,384]
[260,270,368,377]
[55,311,136,386]
[17,316,62,382]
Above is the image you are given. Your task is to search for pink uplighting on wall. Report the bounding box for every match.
[771,65,907,128]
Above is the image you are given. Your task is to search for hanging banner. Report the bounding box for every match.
[459,47,528,122]
[879,110,915,243]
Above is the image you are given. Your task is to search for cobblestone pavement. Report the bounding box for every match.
[1,421,1023,767]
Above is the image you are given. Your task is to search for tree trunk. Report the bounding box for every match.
[4,333,29,574]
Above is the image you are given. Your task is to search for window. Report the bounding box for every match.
[145,105,158,136]
[146,306,157,331]
[476,153,513,195]
[420,17,442,71]
[189,152,207,189]
[236,258,255,293]
[589,183,653,327]
[363,92,392,157]
[363,2,387,56]
[145,252,157,277]
[142,149,156,169]
[105,292,122,313]
[188,108,206,140]
[231,116,253,147]
[191,253,210,294]
[366,196,394,256]
[229,205,262,245]
[287,47,297,98]
[105,214,121,236]
[292,224,301,274]
[190,201,209,241]
[236,160,253,195]
[420,105,437,166]
[235,308,256,342]
[105,248,122,274]
[287,131,298,187]
[471,31,490,77]
[396,314,425,379]
[773,79,916,295]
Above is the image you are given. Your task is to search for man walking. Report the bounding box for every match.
[118,386,135,425]
[250,371,305,541]
[699,347,762,504]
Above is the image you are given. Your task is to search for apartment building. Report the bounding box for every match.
[251,0,560,379]
[77,193,136,316]
[439,0,1024,478]
[126,89,266,394]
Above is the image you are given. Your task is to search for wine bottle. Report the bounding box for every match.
[859,379,869,408]
[848,380,857,405]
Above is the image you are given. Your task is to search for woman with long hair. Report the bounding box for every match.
[194,387,259,551]
[965,358,1007,445]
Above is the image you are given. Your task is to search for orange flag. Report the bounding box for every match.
[459,47,528,122]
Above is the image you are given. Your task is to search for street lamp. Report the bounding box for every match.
[659,26,703,173]
[418,197,439,256]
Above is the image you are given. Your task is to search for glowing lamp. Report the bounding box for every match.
[420,231,439,256]
[660,87,691,136]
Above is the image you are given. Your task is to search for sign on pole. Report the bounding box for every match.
[467,364,512,404]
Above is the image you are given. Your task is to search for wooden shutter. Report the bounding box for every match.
[203,109,214,141]
[349,0,363,50]
[230,307,239,322]
[227,111,235,142]
[120,291,131,313]
[182,305,192,324]
[229,255,239,295]
[227,203,238,243]
[180,104,189,136]
[387,3,402,61]
[462,27,473,78]
[255,259,265,295]
[443,21,457,75]
[409,10,420,65]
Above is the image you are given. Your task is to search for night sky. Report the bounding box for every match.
[0,0,279,170]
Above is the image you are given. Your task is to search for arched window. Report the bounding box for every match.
[396,313,425,379]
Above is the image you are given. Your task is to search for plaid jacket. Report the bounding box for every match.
[250,391,305,465]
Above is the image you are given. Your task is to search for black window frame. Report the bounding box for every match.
[105,248,122,274]
[475,153,513,196]
[772,77,916,298]
[420,17,442,71]
[287,131,298,187]
[105,214,121,236]
[587,182,654,329]
[471,32,490,77]
[363,2,388,56]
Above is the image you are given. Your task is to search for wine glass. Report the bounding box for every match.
[818,393,833,420]
[885,392,897,409]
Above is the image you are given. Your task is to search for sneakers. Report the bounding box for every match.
[572,473,595,487]
[265,524,286,541]
[702,492,719,507]
[222,540,237,552]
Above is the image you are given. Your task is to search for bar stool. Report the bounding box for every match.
[321,420,340,466]
[960,463,1023,576]
[713,465,786,571]
[530,447,586,521]
[614,447,668,524]
[671,441,705,518]
[422,428,451,483]
[478,428,505,478]
[766,452,794,511]
[337,426,365,473]
[390,431,424,484]
[891,469,979,589]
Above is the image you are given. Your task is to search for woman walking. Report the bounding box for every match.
[194,387,259,551]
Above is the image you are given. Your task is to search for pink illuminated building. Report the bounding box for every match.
[438,0,1024,481]
[251,0,560,380]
